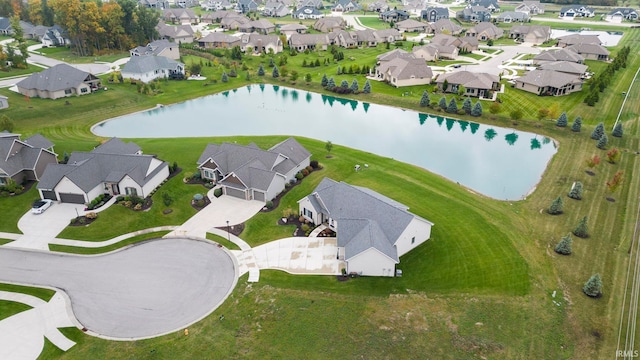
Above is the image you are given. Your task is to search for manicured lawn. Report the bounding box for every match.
[0,283,55,302]
[0,300,31,321]
[206,233,241,251]
[0,64,39,79]
[48,231,171,254]
[36,47,128,64]
[0,185,39,233]
[357,16,389,30]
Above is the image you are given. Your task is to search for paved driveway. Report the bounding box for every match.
[252,237,340,275]
[0,238,236,340]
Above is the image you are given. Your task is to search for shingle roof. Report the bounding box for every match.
[0,133,55,178]
[131,39,178,56]
[430,19,462,34]
[92,138,142,155]
[534,48,584,63]
[378,57,433,81]
[23,134,54,150]
[16,64,95,92]
[289,33,329,46]
[376,48,411,61]
[280,23,308,31]
[556,33,601,46]
[395,19,427,30]
[436,71,498,89]
[516,69,582,88]
[199,32,241,44]
[568,43,610,56]
[122,55,183,75]
[538,61,588,75]
[469,22,503,38]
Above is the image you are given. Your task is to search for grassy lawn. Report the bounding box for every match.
[0,283,55,302]
[0,300,31,321]
[48,231,171,254]
[0,25,639,359]
[0,185,39,233]
[36,47,128,64]
[206,232,242,251]
[0,64,39,79]
[357,16,389,30]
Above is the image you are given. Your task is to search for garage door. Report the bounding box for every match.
[59,193,86,204]
[253,191,265,202]
[225,187,246,200]
[41,190,57,201]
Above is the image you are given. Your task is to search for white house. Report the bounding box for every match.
[121,55,185,83]
[298,178,434,277]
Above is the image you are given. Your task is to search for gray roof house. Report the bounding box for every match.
[606,8,639,22]
[0,17,12,35]
[494,11,530,23]
[567,43,610,61]
[293,6,324,19]
[379,9,410,23]
[367,0,389,12]
[130,39,180,60]
[37,138,169,204]
[197,137,311,202]
[509,25,550,44]
[0,95,8,109]
[431,33,478,52]
[41,25,70,47]
[139,0,169,9]
[237,0,260,13]
[421,7,449,23]
[515,69,583,96]
[559,5,595,18]
[457,6,492,22]
[429,19,463,35]
[262,0,290,17]
[298,178,434,277]
[538,61,588,76]
[298,0,323,9]
[470,0,499,12]
[556,34,601,47]
[157,21,195,43]
[280,23,308,38]
[121,55,185,83]
[16,64,101,100]
[0,132,57,185]
[395,19,429,33]
[163,8,199,24]
[332,0,360,12]
[375,54,433,87]
[533,48,584,64]
[436,71,499,98]
[466,22,503,40]
[238,19,276,34]
[515,1,544,15]
[313,17,346,32]
[289,33,330,51]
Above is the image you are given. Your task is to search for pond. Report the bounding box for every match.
[93,85,557,200]
[549,29,623,47]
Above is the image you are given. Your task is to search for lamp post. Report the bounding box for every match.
[227,220,231,242]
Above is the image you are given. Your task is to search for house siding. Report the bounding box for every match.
[265,175,286,201]
[34,152,57,179]
[394,76,432,87]
[395,217,433,257]
[347,248,397,276]
[141,165,170,197]
[53,176,87,203]
[298,197,321,224]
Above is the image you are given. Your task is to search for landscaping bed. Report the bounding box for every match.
[69,212,98,226]
[262,162,322,212]
[215,222,245,237]
[115,196,153,211]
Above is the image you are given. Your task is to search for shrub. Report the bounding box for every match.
[554,234,572,255]
[302,168,309,176]
[266,200,274,209]
[583,274,603,298]
[606,148,620,164]
[296,172,304,180]
[285,182,291,189]
[162,191,173,206]
[310,160,319,169]
[214,188,223,198]
[85,212,98,220]
[301,223,310,232]
[306,165,313,172]
[134,203,142,211]
[547,196,564,215]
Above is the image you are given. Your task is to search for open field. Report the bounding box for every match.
[0,25,639,359]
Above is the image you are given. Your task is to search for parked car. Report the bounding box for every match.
[31,199,53,214]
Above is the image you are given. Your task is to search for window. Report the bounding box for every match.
[80,88,88,93]
[411,236,415,244]
[125,187,138,196]
[203,169,215,179]
[64,89,72,95]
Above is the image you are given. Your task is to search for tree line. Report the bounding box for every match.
[0,0,160,56]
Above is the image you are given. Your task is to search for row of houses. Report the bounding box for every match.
[0,18,70,47]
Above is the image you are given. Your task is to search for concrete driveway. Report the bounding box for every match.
[455,44,541,76]
[0,238,236,340]
[252,237,340,275]
[6,203,87,250]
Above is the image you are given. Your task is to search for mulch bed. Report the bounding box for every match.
[278,215,315,237]
[215,223,245,237]
[167,167,183,180]
[191,196,211,211]
[117,197,153,211]
[262,166,323,213]
[585,170,595,176]
[69,216,97,227]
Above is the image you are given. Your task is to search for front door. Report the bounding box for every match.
[111,183,120,195]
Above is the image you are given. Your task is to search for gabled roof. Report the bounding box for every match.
[0,132,56,179]
[538,61,588,75]
[422,7,449,17]
[280,23,308,31]
[293,6,322,17]
[496,11,530,21]
[436,71,498,90]
[300,178,433,261]
[92,138,142,155]
[510,25,550,38]
[380,9,408,17]
[470,0,499,9]
[122,55,184,75]
[16,64,97,92]
[23,134,54,150]
[430,19,462,34]
[377,56,433,81]
[556,33,601,46]
[608,7,638,16]
[516,69,582,88]
[131,39,178,56]
[534,48,584,63]
[376,48,412,61]
[199,32,241,44]
[395,19,427,30]
[289,33,329,46]
[468,22,503,37]
[568,43,610,56]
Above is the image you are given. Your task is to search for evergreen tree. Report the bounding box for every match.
[446,98,458,113]
[272,65,279,78]
[420,90,430,107]
[350,79,359,93]
[221,71,228,83]
[612,123,623,138]
[573,216,589,238]
[462,97,472,114]
[591,122,605,139]
[321,73,328,87]
[583,274,603,298]
[245,71,251,81]
[471,102,483,117]
[439,96,447,110]
[597,133,608,149]
[340,80,349,89]
[363,80,371,94]
[315,59,321,67]
[554,234,573,255]
[327,77,336,88]
[257,64,265,76]
[269,57,275,67]
[568,181,583,200]
[571,116,582,132]
[556,112,568,127]
[305,73,312,83]
[548,196,564,215]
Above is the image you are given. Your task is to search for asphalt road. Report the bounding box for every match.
[0,238,236,340]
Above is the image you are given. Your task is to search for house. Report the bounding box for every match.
[240,33,283,54]
[533,48,584,64]
[567,43,610,61]
[130,39,180,60]
[403,0,425,16]
[298,0,323,9]
[156,22,195,43]
[556,34,601,47]
[515,69,582,96]
[198,32,242,49]
[515,1,544,15]
[20,22,48,40]
[376,48,414,63]
[494,11,530,23]
[559,5,595,18]
[262,0,290,17]
[237,0,261,13]
[457,6,492,22]
[509,25,550,44]
[0,17,12,35]
[466,22,503,40]
[220,14,252,30]
[332,0,360,13]
[333,30,358,48]
[41,25,70,47]
[538,61,588,77]
[429,18,463,35]
[298,178,434,277]
[368,0,389,12]
[375,53,433,87]
[435,71,499,98]
[37,138,169,204]
[163,8,199,24]
[431,33,478,52]
[470,0,499,13]
[280,23,308,38]
[289,33,330,51]
[374,29,403,43]
[121,55,185,83]
[0,132,57,185]
[238,19,277,34]
[421,7,449,23]
[313,17,346,32]
[176,0,199,8]
[293,6,324,19]
[379,9,410,23]
[412,44,456,61]
[201,0,234,11]
[17,64,101,100]
[395,19,429,33]
[196,137,310,202]
[606,8,638,22]
[0,95,7,109]
[139,0,169,9]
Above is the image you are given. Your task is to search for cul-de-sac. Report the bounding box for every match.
[0,0,639,358]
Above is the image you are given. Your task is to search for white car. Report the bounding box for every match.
[31,199,53,214]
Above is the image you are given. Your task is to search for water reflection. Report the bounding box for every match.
[306,92,312,103]
[485,128,497,142]
[531,137,541,150]
[505,132,519,146]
